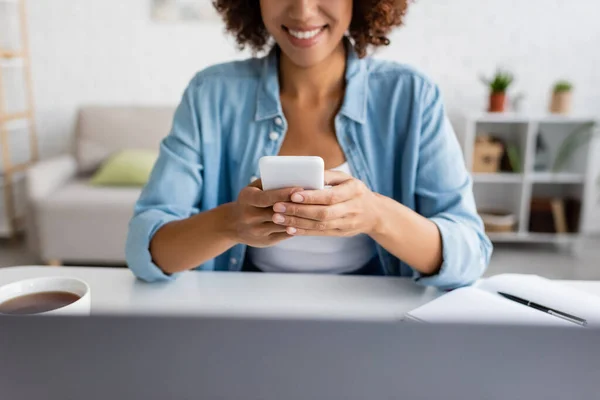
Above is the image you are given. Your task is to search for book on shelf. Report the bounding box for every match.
[550,198,568,234]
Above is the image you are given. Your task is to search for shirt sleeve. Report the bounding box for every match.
[125,79,205,282]
[412,82,493,290]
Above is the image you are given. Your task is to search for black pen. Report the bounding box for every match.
[497,292,588,327]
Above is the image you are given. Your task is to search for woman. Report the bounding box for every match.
[126,0,492,289]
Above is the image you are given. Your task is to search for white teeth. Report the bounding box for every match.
[288,28,322,40]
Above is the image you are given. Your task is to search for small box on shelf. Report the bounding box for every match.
[472,136,503,173]
[472,134,522,175]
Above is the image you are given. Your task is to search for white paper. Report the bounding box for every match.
[406,286,575,327]
[406,273,600,327]
[476,274,600,327]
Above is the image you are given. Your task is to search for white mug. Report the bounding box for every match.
[0,277,91,316]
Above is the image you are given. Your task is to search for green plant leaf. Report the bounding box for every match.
[506,145,521,173]
[552,122,596,172]
[554,80,573,93]
[481,68,514,93]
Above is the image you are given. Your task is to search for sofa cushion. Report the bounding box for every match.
[91,149,158,187]
[76,106,175,174]
[35,180,142,263]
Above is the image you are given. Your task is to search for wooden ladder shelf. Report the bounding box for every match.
[0,0,38,238]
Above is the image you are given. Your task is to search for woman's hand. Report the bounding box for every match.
[230,180,303,247]
[270,171,383,237]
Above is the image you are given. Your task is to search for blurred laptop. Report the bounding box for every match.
[1,315,599,400]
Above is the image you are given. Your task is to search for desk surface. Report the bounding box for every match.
[1,266,599,321]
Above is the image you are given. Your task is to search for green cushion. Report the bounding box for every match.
[90,150,158,187]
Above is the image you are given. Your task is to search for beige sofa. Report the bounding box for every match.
[26,106,175,265]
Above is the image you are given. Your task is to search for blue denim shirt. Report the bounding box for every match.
[126,43,493,290]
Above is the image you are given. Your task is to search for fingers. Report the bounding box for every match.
[290,179,363,206]
[285,228,359,237]
[272,213,358,232]
[240,186,303,208]
[324,170,353,186]
[273,202,349,222]
[245,207,278,223]
[256,222,289,236]
[267,232,293,243]
[255,225,292,247]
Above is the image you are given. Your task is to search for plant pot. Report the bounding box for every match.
[549,91,572,114]
[489,92,506,113]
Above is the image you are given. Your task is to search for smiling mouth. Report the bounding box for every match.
[282,25,328,40]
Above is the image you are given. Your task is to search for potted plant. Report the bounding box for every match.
[481,69,514,113]
[550,80,573,115]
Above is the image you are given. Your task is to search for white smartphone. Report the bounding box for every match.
[259,156,325,191]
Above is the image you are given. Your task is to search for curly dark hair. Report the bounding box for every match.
[212,0,410,58]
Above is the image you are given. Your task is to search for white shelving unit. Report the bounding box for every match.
[464,113,598,250]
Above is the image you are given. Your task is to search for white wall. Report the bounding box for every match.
[24,0,600,229]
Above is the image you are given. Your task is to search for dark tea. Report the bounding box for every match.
[0,291,81,315]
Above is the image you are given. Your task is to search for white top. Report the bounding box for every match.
[248,162,377,274]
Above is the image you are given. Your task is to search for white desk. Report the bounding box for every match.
[1,266,599,321]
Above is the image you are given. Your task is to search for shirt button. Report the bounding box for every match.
[269,132,280,141]
[230,258,238,265]
[274,117,283,127]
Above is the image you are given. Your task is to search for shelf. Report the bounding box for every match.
[2,118,29,130]
[487,232,579,244]
[473,173,583,184]
[0,161,32,177]
[469,113,530,124]
[0,111,30,123]
[536,115,596,124]
[473,173,523,183]
[0,50,23,59]
[529,172,585,184]
[468,113,596,125]
[465,111,596,242]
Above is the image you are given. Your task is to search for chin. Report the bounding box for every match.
[277,40,342,69]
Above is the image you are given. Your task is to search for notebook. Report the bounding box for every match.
[404,274,600,328]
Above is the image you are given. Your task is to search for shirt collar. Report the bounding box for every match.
[255,38,368,124]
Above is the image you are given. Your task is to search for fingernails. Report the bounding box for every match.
[291,193,304,203]
[273,203,286,213]
[287,227,297,235]
[273,214,285,224]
